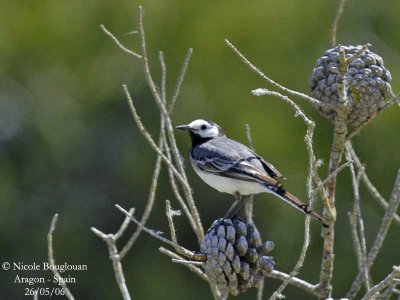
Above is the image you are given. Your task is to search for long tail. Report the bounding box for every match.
[268,184,328,227]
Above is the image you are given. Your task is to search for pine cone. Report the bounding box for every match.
[200,217,274,297]
[309,45,392,127]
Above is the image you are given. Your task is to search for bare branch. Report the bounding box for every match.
[252,88,316,300]
[244,123,255,150]
[347,170,400,299]
[47,214,75,300]
[159,247,208,281]
[347,142,400,224]
[172,259,204,266]
[312,161,352,197]
[91,208,134,300]
[267,270,321,297]
[361,266,400,300]
[103,7,203,242]
[346,93,400,140]
[244,124,255,224]
[137,6,204,239]
[115,208,136,241]
[347,43,372,64]
[100,24,142,59]
[123,85,188,196]
[169,48,193,113]
[346,147,370,290]
[115,204,197,260]
[318,44,357,296]
[119,118,164,259]
[165,200,185,256]
[378,280,399,299]
[159,248,222,300]
[252,89,313,126]
[158,48,199,235]
[348,212,364,274]
[162,126,199,233]
[331,0,348,46]
[227,41,324,107]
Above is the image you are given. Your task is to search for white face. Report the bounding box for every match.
[188,119,222,138]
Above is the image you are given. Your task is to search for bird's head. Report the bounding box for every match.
[176,119,225,144]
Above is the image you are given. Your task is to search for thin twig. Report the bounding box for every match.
[362,266,400,300]
[47,214,75,300]
[347,142,400,224]
[104,6,203,241]
[115,208,136,240]
[172,259,204,266]
[115,204,197,259]
[243,123,265,299]
[378,281,399,300]
[158,247,208,281]
[252,88,315,300]
[348,212,364,272]
[227,40,324,108]
[91,208,134,300]
[169,48,193,113]
[138,6,204,239]
[267,270,322,297]
[162,125,198,232]
[346,93,400,140]
[252,89,313,126]
[123,85,187,197]
[159,247,222,300]
[346,147,371,290]
[331,0,348,47]
[244,124,255,224]
[347,170,400,299]
[119,113,164,259]
[245,123,255,150]
[100,25,142,59]
[312,161,352,197]
[158,52,199,236]
[165,200,183,255]
[123,84,203,240]
[347,43,372,64]
[159,51,167,104]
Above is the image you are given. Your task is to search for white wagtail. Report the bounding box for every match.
[176,119,326,226]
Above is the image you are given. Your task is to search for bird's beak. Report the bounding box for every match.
[175,124,190,131]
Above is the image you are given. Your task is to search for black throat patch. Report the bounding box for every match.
[189,131,212,147]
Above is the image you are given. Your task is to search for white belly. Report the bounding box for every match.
[193,165,269,196]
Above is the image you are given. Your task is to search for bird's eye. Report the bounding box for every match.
[201,125,207,130]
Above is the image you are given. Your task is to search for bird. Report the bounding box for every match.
[176,119,326,226]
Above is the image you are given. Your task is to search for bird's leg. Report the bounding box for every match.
[224,192,243,219]
[224,200,239,219]
[233,196,249,216]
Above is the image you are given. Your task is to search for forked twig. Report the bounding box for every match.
[115,204,198,260]
[347,142,400,224]
[346,147,370,290]
[361,266,400,300]
[252,88,317,300]
[226,40,323,108]
[347,171,400,299]
[91,208,134,300]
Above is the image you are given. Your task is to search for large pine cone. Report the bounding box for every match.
[309,45,392,127]
[200,217,274,297]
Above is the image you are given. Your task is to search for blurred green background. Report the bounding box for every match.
[0,0,399,299]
